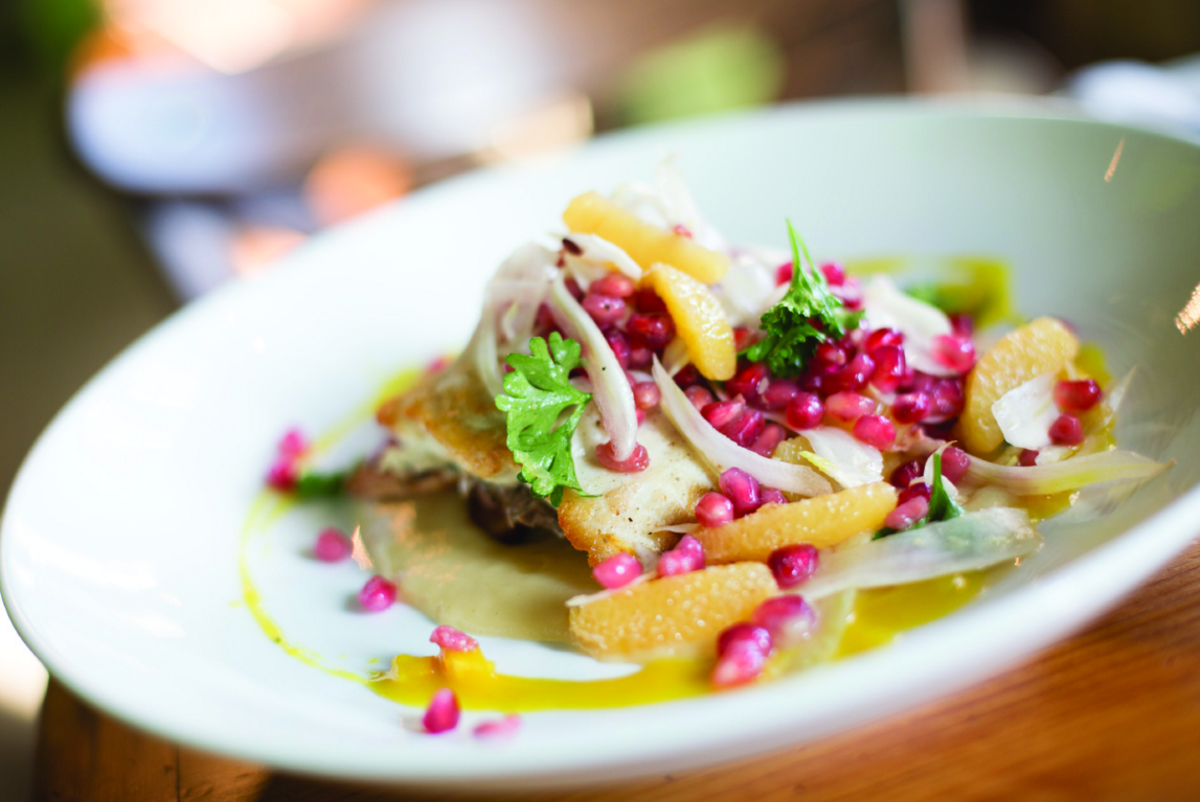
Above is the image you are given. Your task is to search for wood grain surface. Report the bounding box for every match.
[34,539,1200,802]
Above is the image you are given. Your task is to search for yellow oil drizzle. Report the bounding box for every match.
[369,649,710,712]
[837,573,986,658]
[239,491,366,685]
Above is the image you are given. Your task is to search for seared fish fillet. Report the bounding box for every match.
[377,355,716,565]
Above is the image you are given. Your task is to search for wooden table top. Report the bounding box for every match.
[34,539,1200,802]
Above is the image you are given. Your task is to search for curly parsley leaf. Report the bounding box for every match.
[495,332,593,507]
[873,451,966,539]
[742,221,863,378]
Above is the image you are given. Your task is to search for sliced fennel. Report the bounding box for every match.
[964,449,1169,495]
[547,274,639,461]
[651,358,832,497]
[799,507,1040,601]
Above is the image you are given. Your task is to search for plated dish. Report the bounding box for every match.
[3,99,1198,788]
[265,161,1167,727]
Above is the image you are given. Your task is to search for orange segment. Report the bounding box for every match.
[693,483,898,563]
[563,191,730,284]
[962,317,1079,455]
[569,563,775,661]
[640,263,735,380]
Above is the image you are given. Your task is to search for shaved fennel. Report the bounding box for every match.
[548,274,639,461]
[799,507,1041,600]
[861,275,956,377]
[652,358,832,496]
[799,427,884,488]
[964,449,1169,495]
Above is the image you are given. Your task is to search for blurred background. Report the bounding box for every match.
[3,0,1200,798]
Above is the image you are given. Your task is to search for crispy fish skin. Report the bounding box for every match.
[559,409,716,567]
[379,357,717,566]
[378,355,518,482]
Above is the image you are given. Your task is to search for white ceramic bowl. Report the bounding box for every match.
[4,98,1200,790]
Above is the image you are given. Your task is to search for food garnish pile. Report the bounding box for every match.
[266,164,1169,735]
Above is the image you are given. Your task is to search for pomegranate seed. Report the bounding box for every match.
[702,399,745,429]
[760,488,787,506]
[892,391,932,424]
[929,379,965,420]
[1018,449,1039,467]
[726,363,771,404]
[626,313,675,348]
[628,342,652,369]
[591,272,635,298]
[767,543,819,589]
[898,482,931,504]
[897,366,917,392]
[423,688,460,734]
[733,327,754,351]
[933,335,976,373]
[474,714,522,739]
[633,288,667,313]
[908,371,937,394]
[1049,413,1085,446]
[761,379,801,411]
[359,576,397,611]
[869,345,906,392]
[534,303,556,335]
[636,408,646,426]
[750,423,788,458]
[1054,379,1102,412]
[314,528,353,562]
[604,329,630,368]
[581,293,626,327]
[277,428,308,459]
[695,492,735,527]
[854,415,896,449]
[775,262,794,286]
[785,392,824,430]
[564,277,584,301]
[833,353,875,392]
[826,391,875,423]
[719,468,762,517]
[632,381,660,410]
[820,262,846,286]
[592,552,642,588]
[884,496,929,530]
[890,459,925,488]
[658,535,705,577]
[865,328,904,353]
[717,623,772,657]
[813,340,848,369]
[941,446,970,483]
[430,625,478,653]
[685,385,715,411]
[711,641,767,687]
[595,442,650,472]
[751,595,816,647]
[949,313,974,337]
[799,369,827,395]
[673,364,702,388]
[266,458,298,491]
[721,408,766,447]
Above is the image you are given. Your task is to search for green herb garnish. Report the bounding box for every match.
[873,451,966,539]
[495,332,593,507]
[293,469,349,499]
[742,221,863,378]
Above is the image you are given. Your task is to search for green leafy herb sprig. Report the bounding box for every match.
[742,221,863,378]
[874,451,966,540]
[495,332,593,507]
